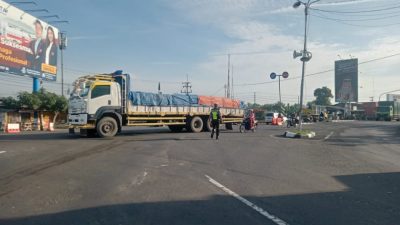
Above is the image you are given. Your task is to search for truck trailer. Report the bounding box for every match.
[376,101,400,121]
[68,71,244,137]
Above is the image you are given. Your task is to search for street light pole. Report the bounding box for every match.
[59,31,67,96]
[270,72,289,104]
[293,0,319,131]
[378,89,400,102]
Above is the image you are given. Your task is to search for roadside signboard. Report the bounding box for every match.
[0,0,59,81]
[335,59,358,103]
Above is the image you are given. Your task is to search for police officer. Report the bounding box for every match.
[210,103,222,139]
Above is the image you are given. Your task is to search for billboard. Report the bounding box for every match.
[335,59,358,103]
[0,1,59,81]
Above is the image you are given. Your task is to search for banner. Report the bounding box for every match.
[335,59,358,103]
[0,1,59,81]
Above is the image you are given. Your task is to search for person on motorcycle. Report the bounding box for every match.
[210,104,222,139]
[247,109,255,130]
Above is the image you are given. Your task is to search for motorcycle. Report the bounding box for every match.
[287,117,299,128]
[239,118,256,133]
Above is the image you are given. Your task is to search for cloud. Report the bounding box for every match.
[161,0,400,103]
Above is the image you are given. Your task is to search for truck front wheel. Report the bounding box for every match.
[97,117,118,138]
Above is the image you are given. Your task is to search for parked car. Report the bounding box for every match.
[265,112,278,125]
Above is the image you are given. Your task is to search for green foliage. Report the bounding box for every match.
[18,91,41,110]
[313,86,333,106]
[246,102,300,119]
[307,100,316,109]
[1,96,19,109]
[13,89,68,113]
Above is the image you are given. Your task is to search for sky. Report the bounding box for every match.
[1,0,400,104]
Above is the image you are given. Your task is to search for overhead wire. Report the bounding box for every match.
[310,3,400,14]
[310,12,400,27]
[234,52,400,87]
[311,10,400,22]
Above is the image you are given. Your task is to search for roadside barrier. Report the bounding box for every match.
[272,118,284,126]
[6,123,20,133]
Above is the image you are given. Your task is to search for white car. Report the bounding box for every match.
[265,112,278,124]
[265,112,287,125]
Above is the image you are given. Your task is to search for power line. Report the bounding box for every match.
[234,52,400,87]
[310,13,400,27]
[311,10,400,22]
[310,3,400,14]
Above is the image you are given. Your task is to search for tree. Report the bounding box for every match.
[313,86,333,106]
[18,91,41,110]
[16,89,68,130]
[37,89,68,129]
[50,94,68,124]
[1,96,19,109]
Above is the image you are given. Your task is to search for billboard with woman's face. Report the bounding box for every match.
[335,59,358,103]
[0,0,59,81]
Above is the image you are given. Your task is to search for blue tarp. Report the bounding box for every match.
[128,91,198,106]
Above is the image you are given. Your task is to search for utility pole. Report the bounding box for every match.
[181,74,192,95]
[293,0,320,131]
[227,54,231,98]
[231,64,234,99]
[254,92,256,105]
[59,32,67,96]
[224,84,227,97]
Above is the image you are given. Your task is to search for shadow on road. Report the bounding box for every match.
[0,127,246,141]
[326,123,400,146]
[1,172,399,225]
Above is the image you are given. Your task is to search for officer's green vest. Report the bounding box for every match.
[211,110,219,120]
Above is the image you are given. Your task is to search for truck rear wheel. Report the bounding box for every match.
[188,116,203,133]
[97,117,118,138]
[202,118,212,132]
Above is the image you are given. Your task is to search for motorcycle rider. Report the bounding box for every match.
[248,109,256,130]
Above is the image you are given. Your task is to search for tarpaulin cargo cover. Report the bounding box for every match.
[198,96,241,108]
[128,91,198,106]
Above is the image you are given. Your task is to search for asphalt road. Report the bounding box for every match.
[0,121,399,225]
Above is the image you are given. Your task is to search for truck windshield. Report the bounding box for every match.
[71,80,92,98]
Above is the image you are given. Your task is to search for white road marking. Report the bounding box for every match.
[0,151,6,154]
[205,175,289,225]
[324,132,334,140]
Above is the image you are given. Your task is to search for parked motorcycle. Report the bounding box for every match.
[287,117,299,128]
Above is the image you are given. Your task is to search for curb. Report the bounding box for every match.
[284,131,316,139]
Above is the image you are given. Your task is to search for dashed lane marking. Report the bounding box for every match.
[205,174,289,225]
[0,151,6,154]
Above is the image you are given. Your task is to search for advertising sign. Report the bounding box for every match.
[0,0,59,81]
[335,59,358,103]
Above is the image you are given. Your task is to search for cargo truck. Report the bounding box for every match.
[68,71,244,137]
[376,101,400,121]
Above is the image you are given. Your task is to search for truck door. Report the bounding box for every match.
[88,84,111,114]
